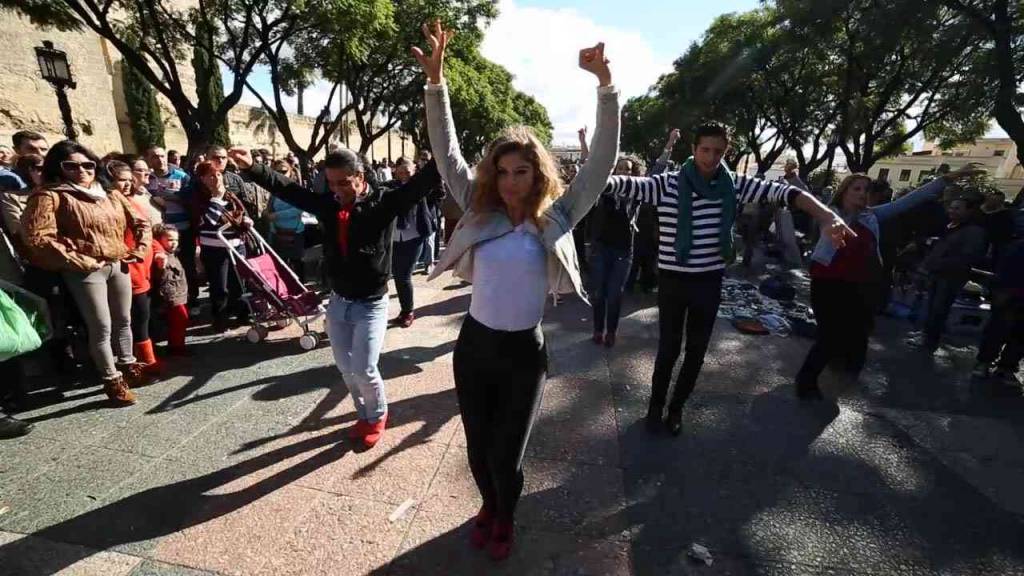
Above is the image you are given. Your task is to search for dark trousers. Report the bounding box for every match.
[796,279,876,387]
[650,270,724,412]
[977,292,1024,371]
[200,245,244,322]
[178,227,199,305]
[391,237,425,315]
[626,244,657,293]
[130,292,151,342]
[925,276,968,346]
[590,243,632,335]
[453,314,547,522]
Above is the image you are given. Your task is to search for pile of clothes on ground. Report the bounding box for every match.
[718,276,817,338]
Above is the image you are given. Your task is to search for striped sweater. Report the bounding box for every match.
[604,172,802,273]
[198,197,243,248]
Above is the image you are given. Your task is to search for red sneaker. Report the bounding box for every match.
[361,413,388,449]
[469,506,494,549]
[487,519,514,561]
[349,419,370,440]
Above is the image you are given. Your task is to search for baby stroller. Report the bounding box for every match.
[218,226,326,350]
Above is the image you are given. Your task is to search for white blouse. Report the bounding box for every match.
[469,221,548,331]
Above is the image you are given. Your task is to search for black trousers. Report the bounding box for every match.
[650,270,724,412]
[796,279,876,387]
[391,237,425,315]
[453,314,547,521]
[131,292,151,342]
[976,291,1024,371]
[200,245,244,322]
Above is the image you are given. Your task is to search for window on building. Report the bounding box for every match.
[878,168,890,181]
[899,169,912,182]
[995,149,1006,157]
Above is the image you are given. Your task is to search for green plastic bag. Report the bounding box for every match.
[0,287,43,362]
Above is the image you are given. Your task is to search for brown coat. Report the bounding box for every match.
[20,183,151,273]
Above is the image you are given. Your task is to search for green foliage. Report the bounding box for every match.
[121,60,165,152]
[621,93,670,163]
[444,49,552,161]
[808,168,838,190]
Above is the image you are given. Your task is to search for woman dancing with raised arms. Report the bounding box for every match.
[413,20,620,560]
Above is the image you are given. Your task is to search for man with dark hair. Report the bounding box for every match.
[167,149,181,170]
[12,131,48,158]
[605,121,854,436]
[1,132,50,193]
[228,146,441,450]
[981,190,1014,267]
[205,145,269,228]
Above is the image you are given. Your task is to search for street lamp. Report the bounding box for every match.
[34,40,78,140]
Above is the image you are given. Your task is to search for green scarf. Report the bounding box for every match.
[675,157,737,265]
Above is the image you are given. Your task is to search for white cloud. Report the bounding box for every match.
[481,0,672,145]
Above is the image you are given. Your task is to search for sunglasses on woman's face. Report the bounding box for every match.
[61,161,96,172]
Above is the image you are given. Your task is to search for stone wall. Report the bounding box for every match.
[0,13,124,153]
[0,11,414,162]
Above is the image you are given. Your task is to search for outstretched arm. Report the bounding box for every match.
[578,127,589,163]
[415,21,475,212]
[228,147,334,216]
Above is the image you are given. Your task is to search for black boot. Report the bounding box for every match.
[665,408,683,437]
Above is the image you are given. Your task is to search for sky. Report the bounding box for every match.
[234,0,763,145]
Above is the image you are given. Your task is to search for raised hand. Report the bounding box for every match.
[666,128,681,148]
[227,147,254,171]
[578,43,611,87]
[577,127,587,145]
[411,19,453,85]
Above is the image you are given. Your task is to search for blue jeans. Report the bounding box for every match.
[589,243,633,335]
[326,293,389,422]
[391,237,425,314]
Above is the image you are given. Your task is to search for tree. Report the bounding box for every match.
[2,0,324,158]
[241,0,392,174]
[621,93,670,164]
[121,60,164,152]
[777,0,992,172]
[193,21,230,149]
[317,0,497,155]
[940,0,1024,168]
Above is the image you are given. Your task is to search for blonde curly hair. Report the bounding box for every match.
[472,126,564,226]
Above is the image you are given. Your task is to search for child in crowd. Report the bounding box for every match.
[152,224,190,356]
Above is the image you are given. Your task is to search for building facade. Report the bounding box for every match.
[867,138,1023,199]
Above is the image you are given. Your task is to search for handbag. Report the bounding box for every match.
[0,286,44,362]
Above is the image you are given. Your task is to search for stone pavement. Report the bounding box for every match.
[0,271,1022,576]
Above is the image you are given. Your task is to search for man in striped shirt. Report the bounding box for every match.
[604,122,853,436]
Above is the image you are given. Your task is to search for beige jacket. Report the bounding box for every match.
[424,83,620,300]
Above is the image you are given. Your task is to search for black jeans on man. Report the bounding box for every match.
[650,270,724,414]
[795,279,876,389]
[925,275,968,348]
[391,237,425,315]
[453,314,547,522]
[977,291,1024,372]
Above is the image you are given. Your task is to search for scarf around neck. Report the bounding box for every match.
[675,157,737,265]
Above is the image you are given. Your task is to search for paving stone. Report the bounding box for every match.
[0,530,143,576]
[392,509,631,576]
